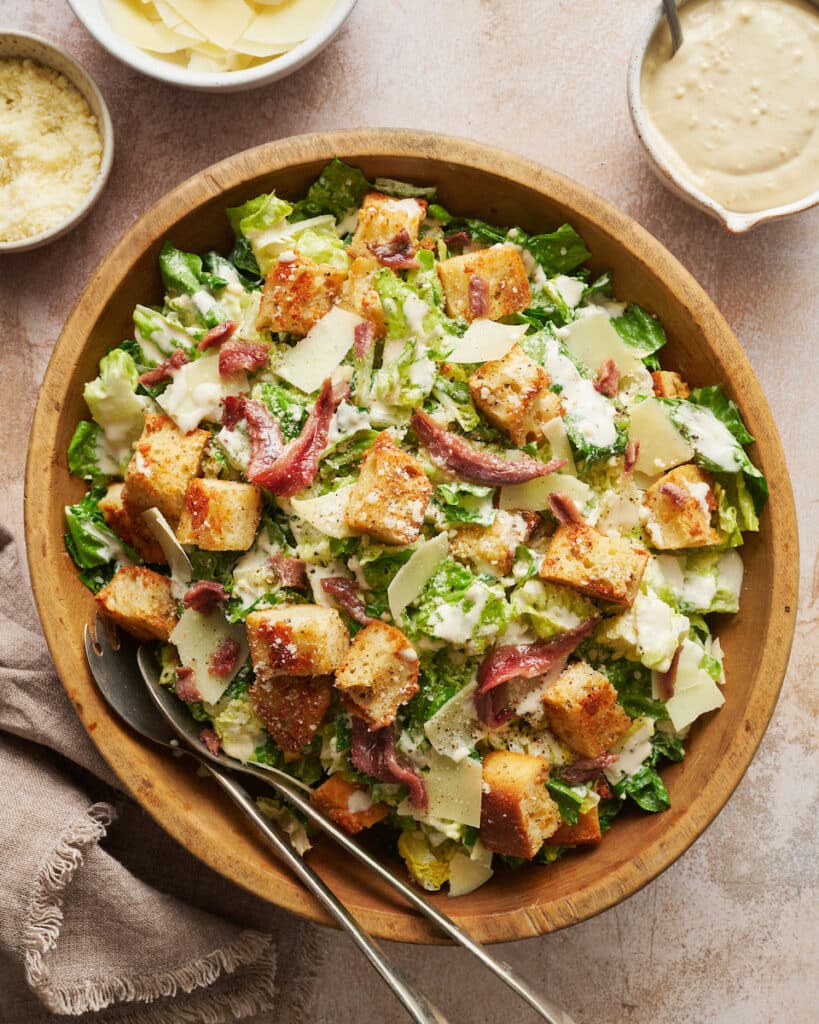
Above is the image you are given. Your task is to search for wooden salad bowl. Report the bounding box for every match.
[25,130,798,943]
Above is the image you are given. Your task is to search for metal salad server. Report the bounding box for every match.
[85,614,448,1024]
[85,613,576,1024]
[662,0,684,54]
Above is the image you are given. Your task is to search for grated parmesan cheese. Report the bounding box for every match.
[0,58,102,243]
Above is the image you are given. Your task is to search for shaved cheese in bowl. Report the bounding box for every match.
[98,0,342,79]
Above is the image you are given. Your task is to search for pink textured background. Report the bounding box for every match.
[1,2,816,1022]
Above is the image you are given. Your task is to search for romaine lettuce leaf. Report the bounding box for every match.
[510,579,598,640]
[610,304,667,356]
[251,381,309,439]
[373,177,437,200]
[159,241,227,300]
[517,223,590,277]
[67,421,116,483]
[83,349,150,469]
[64,487,138,592]
[546,778,585,825]
[289,158,370,222]
[133,305,200,361]
[434,482,495,526]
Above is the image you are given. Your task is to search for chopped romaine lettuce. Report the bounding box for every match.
[434,481,495,526]
[289,157,371,222]
[83,349,149,470]
[64,487,137,592]
[596,588,689,672]
[373,176,437,200]
[610,304,667,356]
[546,778,585,825]
[510,579,598,640]
[67,421,117,483]
[515,223,590,277]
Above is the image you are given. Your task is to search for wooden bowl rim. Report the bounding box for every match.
[25,129,799,943]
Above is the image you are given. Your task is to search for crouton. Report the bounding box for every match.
[479,751,561,859]
[344,432,431,545]
[437,246,531,322]
[642,464,721,550]
[175,478,262,551]
[95,565,178,642]
[468,344,561,446]
[333,621,420,729]
[550,805,602,846]
[542,662,631,758]
[450,510,535,576]
[246,605,350,681]
[256,252,346,336]
[249,674,333,754]
[348,192,427,259]
[652,370,690,400]
[123,414,209,525]
[311,775,390,834]
[338,254,386,338]
[98,483,166,564]
[540,524,648,607]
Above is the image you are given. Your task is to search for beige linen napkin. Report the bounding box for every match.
[0,526,329,1023]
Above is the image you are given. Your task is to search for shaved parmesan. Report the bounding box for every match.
[141,507,192,599]
[604,716,655,784]
[424,680,480,762]
[274,306,364,395]
[499,472,592,513]
[542,416,576,475]
[290,485,356,538]
[387,532,448,622]
[561,313,647,381]
[102,0,190,52]
[169,608,248,705]
[243,0,335,45]
[552,275,586,308]
[425,751,482,827]
[448,852,493,898]
[157,351,246,434]
[629,398,694,477]
[661,639,725,732]
[161,0,255,48]
[445,319,528,364]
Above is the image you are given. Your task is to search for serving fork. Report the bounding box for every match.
[85,613,575,1024]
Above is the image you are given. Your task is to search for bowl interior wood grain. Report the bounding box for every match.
[24,130,798,943]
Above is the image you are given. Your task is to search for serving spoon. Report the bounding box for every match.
[85,613,575,1024]
[662,0,684,54]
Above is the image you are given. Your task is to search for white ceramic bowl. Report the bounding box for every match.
[67,0,358,93]
[627,0,819,233]
[0,32,114,253]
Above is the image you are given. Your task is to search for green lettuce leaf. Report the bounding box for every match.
[614,762,670,812]
[520,224,590,277]
[67,421,114,483]
[64,487,138,592]
[434,481,495,526]
[546,778,585,825]
[83,349,149,470]
[610,304,667,355]
[159,241,227,301]
[251,381,309,439]
[289,158,370,222]
[403,652,475,730]
[373,176,437,200]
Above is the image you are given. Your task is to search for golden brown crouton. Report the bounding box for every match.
[437,246,531,322]
[95,565,178,642]
[249,674,333,754]
[333,621,420,729]
[256,252,346,336]
[348,192,427,259]
[338,254,386,338]
[98,483,166,564]
[450,510,536,576]
[246,605,350,681]
[642,464,720,550]
[468,344,561,446]
[652,370,690,400]
[123,414,209,526]
[479,751,561,859]
[344,432,431,545]
[176,478,262,551]
[542,662,631,758]
[311,775,390,834]
[540,524,648,607]
[550,805,602,846]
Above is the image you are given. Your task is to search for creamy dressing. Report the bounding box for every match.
[641,0,819,213]
[543,336,619,450]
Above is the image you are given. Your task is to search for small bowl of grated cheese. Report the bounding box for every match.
[0,32,113,252]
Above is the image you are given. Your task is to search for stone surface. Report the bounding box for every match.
[0,2,816,1022]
